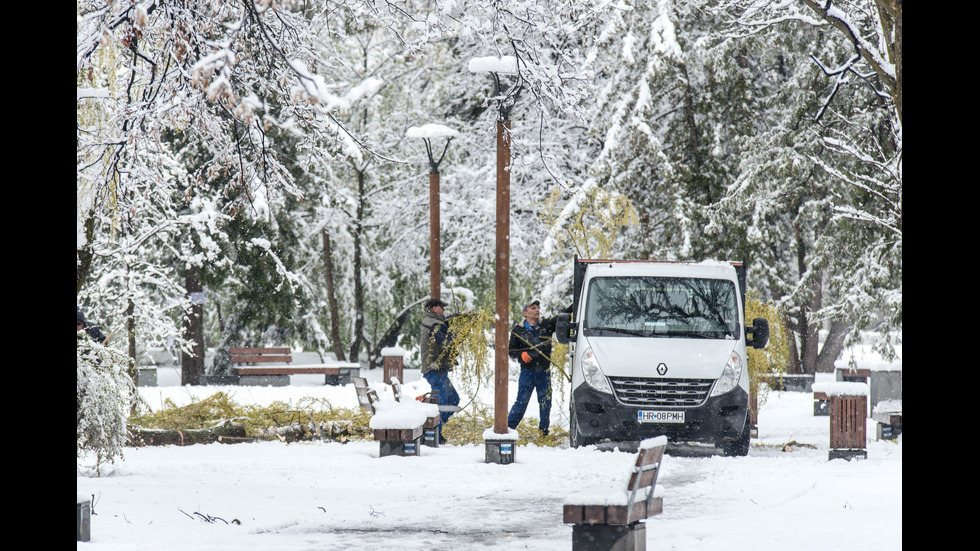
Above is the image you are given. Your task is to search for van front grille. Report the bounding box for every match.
[609,377,714,408]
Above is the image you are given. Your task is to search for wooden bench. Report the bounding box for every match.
[230,347,360,386]
[390,377,444,447]
[563,436,667,550]
[835,366,871,383]
[872,400,902,440]
[812,385,830,416]
[353,377,380,414]
[358,377,441,455]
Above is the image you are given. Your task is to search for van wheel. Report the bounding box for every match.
[569,411,592,448]
[721,415,750,457]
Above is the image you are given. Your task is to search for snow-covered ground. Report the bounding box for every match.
[78,345,901,550]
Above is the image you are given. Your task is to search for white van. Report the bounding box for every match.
[555,259,769,456]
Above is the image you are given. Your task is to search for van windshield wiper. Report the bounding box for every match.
[588,326,649,337]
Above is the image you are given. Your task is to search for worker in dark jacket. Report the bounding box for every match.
[507,299,558,436]
[420,298,461,442]
[77,307,108,344]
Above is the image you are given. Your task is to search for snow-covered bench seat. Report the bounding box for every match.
[230,347,360,386]
[873,399,902,440]
[389,377,446,446]
[563,436,667,526]
[367,380,441,456]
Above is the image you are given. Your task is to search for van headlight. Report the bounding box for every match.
[582,347,612,394]
[710,352,743,397]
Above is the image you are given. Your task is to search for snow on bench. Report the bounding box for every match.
[367,378,440,456]
[230,347,360,386]
[872,399,902,440]
[563,436,667,526]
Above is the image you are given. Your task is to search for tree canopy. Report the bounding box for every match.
[77,0,901,377]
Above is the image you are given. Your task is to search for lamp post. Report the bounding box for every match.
[468,56,522,447]
[407,124,458,302]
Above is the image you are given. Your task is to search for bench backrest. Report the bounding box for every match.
[230,347,292,365]
[352,377,379,414]
[625,441,666,520]
[390,377,403,402]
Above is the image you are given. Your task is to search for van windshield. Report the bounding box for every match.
[583,276,739,339]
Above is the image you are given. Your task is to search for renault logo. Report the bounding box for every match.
[657,363,668,376]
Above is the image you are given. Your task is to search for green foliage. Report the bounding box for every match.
[129,392,375,441]
[440,404,568,447]
[540,184,639,261]
[745,292,790,411]
[129,391,572,448]
[442,303,496,395]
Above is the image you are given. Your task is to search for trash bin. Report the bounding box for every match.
[77,497,91,542]
[381,347,405,385]
[827,382,868,461]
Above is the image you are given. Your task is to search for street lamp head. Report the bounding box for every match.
[408,124,458,174]
[467,56,518,76]
[468,56,522,121]
[407,124,460,140]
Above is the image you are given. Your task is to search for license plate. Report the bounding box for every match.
[637,410,685,423]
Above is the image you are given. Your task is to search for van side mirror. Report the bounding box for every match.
[747,318,769,349]
[555,313,577,345]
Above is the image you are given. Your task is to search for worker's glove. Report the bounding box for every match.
[521,351,532,363]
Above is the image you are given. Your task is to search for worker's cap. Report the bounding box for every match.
[424,298,448,310]
[522,299,540,312]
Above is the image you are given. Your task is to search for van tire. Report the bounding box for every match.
[721,415,750,457]
[569,410,593,448]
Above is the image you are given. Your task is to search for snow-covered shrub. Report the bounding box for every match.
[77,335,138,473]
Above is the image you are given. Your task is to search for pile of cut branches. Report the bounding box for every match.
[127,392,372,446]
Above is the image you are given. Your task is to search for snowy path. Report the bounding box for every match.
[78,386,901,550]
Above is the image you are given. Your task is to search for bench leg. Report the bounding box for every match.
[379,436,422,457]
[876,422,902,441]
[423,427,441,448]
[572,521,646,551]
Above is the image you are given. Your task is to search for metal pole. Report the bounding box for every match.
[494,118,512,434]
[429,170,441,301]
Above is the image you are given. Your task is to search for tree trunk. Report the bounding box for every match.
[127,298,137,382]
[181,266,205,385]
[128,420,249,446]
[678,62,700,165]
[878,0,902,125]
[349,169,367,364]
[321,228,346,362]
[815,320,850,373]
[785,313,802,375]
